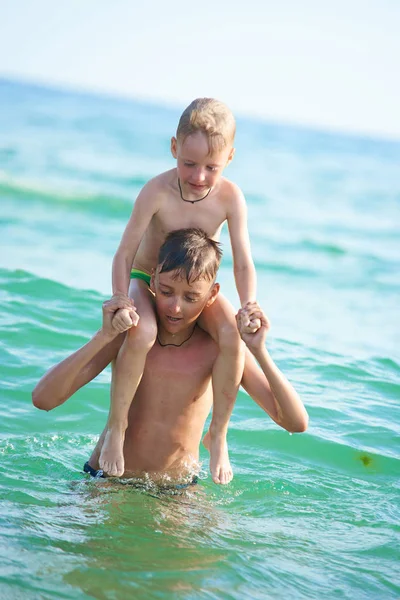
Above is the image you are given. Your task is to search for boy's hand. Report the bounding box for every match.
[112,307,140,333]
[236,302,270,353]
[102,295,138,338]
[240,301,261,333]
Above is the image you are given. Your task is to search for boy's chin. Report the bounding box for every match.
[162,317,196,335]
[162,317,185,332]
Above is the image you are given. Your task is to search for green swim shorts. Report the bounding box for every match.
[130,268,151,286]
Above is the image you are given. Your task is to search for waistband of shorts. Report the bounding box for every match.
[83,461,199,488]
[83,461,105,478]
[130,268,151,286]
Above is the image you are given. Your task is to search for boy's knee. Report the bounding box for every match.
[32,390,45,410]
[124,319,157,351]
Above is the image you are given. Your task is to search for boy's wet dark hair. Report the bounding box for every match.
[158,228,222,283]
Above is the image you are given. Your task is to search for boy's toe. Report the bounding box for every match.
[115,460,124,478]
[102,461,111,475]
[212,470,221,484]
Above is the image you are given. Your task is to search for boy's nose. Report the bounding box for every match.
[194,168,206,182]
[170,299,182,314]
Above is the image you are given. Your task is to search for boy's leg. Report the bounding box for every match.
[99,280,157,476]
[87,426,107,471]
[199,294,244,485]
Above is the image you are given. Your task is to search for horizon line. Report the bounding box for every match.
[2,73,400,146]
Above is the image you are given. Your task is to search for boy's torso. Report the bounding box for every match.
[90,328,218,479]
[133,169,232,274]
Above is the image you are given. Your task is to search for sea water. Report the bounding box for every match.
[0,78,399,599]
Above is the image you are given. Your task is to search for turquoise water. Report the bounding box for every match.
[1,78,399,599]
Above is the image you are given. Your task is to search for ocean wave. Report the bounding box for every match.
[0,269,104,353]
[0,268,102,301]
[225,255,319,278]
[0,173,135,217]
[301,239,347,255]
[231,422,400,475]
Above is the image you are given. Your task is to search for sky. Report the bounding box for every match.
[1,0,400,139]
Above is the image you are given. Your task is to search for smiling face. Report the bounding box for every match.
[151,268,220,336]
[171,132,234,200]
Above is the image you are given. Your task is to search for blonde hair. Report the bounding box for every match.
[176,98,236,154]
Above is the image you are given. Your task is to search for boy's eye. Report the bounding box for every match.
[184,162,194,167]
[207,166,217,171]
[161,290,172,296]
[185,296,197,303]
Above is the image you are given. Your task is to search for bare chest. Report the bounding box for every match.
[153,196,227,239]
[144,344,213,388]
[135,341,216,411]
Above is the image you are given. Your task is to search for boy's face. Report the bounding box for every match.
[171,132,234,199]
[151,268,219,334]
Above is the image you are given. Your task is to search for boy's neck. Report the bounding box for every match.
[156,323,197,348]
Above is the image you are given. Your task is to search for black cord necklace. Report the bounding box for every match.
[157,326,196,347]
[178,179,212,204]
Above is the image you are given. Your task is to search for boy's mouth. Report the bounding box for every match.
[189,183,207,190]
[166,316,182,323]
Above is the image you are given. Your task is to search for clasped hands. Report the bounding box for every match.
[102,295,270,351]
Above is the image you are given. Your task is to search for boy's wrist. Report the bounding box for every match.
[97,328,118,344]
[241,298,256,308]
[249,341,268,358]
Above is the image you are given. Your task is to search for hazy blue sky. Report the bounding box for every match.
[1,0,399,138]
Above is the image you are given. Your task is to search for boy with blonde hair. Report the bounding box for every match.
[101,98,259,483]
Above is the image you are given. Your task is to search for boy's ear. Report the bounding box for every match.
[171,137,178,159]
[150,271,156,293]
[226,147,235,166]
[205,282,220,308]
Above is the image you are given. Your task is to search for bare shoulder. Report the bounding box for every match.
[136,169,176,203]
[191,327,218,364]
[150,169,176,188]
[196,326,218,348]
[219,178,245,206]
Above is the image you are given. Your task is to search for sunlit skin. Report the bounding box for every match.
[91,270,221,481]
[153,269,220,341]
[172,132,234,201]
[32,281,308,483]
[102,127,259,483]
[113,132,241,281]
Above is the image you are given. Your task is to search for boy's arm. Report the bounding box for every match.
[227,185,257,307]
[112,180,160,296]
[32,297,131,412]
[239,303,309,433]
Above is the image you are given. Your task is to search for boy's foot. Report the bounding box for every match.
[99,427,125,477]
[202,430,233,485]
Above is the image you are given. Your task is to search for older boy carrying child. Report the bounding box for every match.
[33,229,308,485]
[101,98,260,483]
